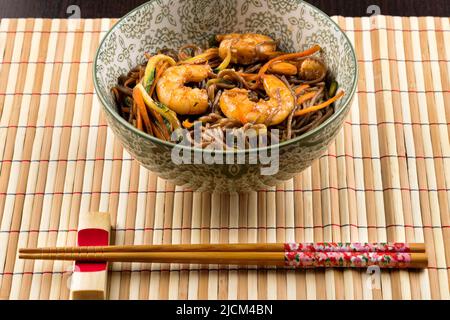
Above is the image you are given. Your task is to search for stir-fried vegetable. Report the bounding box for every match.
[295,91,345,117]
[328,81,338,98]
[258,45,322,79]
[178,48,219,65]
[135,83,181,131]
[297,91,317,106]
[149,61,170,97]
[132,85,154,133]
[143,54,176,92]
[294,84,310,95]
[215,46,232,72]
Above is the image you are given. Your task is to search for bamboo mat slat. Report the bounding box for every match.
[0,16,449,300]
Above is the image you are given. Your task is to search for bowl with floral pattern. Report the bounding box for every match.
[93,0,358,192]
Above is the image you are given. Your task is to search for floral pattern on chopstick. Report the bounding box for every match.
[284,242,411,253]
[284,251,413,268]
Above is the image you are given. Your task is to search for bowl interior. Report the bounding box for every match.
[94,0,357,146]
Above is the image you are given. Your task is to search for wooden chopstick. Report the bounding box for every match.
[20,252,285,265]
[19,243,286,254]
[19,242,426,254]
[18,251,428,269]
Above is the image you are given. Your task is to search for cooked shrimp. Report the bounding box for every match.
[219,75,295,126]
[216,33,277,65]
[156,65,212,115]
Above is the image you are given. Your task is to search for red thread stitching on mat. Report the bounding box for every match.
[357,89,449,94]
[0,124,109,129]
[0,92,95,96]
[1,265,448,276]
[2,224,449,234]
[0,187,449,197]
[0,61,93,65]
[347,121,450,126]
[1,30,105,34]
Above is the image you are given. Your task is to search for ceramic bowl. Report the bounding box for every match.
[93,0,358,192]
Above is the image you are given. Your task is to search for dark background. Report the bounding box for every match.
[0,0,448,18]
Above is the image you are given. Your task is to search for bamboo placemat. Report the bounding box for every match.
[0,16,448,300]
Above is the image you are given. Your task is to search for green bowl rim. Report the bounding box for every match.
[93,0,359,155]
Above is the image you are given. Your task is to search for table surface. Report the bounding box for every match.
[0,0,449,18]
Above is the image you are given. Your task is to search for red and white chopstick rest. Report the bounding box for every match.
[70,212,111,300]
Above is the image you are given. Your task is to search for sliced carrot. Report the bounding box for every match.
[149,61,169,98]
[183,119,195,129]
[294,84,310,96]
[136,83,181,130]
[258,45,322,79]
[150,108,171,140]
[136,107,143,131]
[151,121,166,140]
[296,91,317,106]
[146,116,154,136]
[133,86,153,133]
[294,91,345,117]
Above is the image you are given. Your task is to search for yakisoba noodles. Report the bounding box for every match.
[112,33,344,149]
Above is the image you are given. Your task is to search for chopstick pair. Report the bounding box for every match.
[19,242,428,269]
